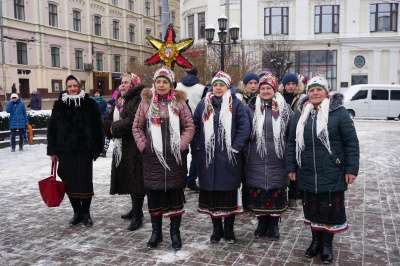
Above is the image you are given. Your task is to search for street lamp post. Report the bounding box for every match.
[205,15,239,71]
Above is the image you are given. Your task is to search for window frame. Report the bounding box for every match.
[198,12,205,39]
[314,5,339,34]
[51,79,62,92]
[75,50,83,70]
[51,47,60,68]
[17,42,28,65]
[370,3,398,32]
[145,29,151,46]
[128,0,134,11]
[49,3,58,27]
[96,53,103,71]
[114,55,121,72]
[264,7,289,35]
[171,11,175,24]
[188,15,194,37]
[73,10,81,32]
[113,20,120,40]
[112,0,118,6]
[14,0,25,21]
[94,16,102,36]
[129,24,135,43]
[145,2,150,17]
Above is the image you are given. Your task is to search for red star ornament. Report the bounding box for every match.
[144,24,194,70]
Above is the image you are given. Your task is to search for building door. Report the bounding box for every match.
[19,79,30,98]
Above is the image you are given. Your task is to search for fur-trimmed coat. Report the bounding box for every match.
[278,78,305,112]
[104,85,146,196]
[47,91,104,159]
[132,89,194,191]
[286,93,360,193]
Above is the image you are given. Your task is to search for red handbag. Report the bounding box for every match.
[38,161,66,207]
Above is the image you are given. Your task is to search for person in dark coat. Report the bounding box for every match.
[104,72,146,231]
[92,89,107,115]
[11,83,17,93]
[6,93,29,151]
[286,75,359,264]
[27,90,42,110]
[192,70,250,244]
[245,72,293,241]
[47,75,104,227]
[133,66,194,250]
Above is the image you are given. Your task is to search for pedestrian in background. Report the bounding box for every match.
[101,99,115,157]
[6,93,29,152]
[193,70,250,244]
[11,83,17,93]
[278,73,305,208]
[133,66,194,250]
[92,89,107,115]
[27,90,42,110]
[104,72,147,231]
[245,72,292,241]
[286,75,359,264]
[47,75,104,227]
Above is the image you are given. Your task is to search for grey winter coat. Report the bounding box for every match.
[286,93,360,193]
[192,88,250,191]
[245,97,292,191]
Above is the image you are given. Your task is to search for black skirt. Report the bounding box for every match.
[146,189,185,218]
[198,189,243,218]
[57,152,94,199]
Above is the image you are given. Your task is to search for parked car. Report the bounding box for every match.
[342,84,400,120]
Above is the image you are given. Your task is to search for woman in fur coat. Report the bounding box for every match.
[47,75,104,227]
[286,75,360,264]
[104,72,146,231]
[133,66,194,250]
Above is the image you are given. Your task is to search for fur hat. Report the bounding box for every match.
[282,73,298,87]
[259,72,277,91]
[212,70,232,87]
[243,72,259,85]
[10,93,19,99]
[306,74,329,93]
[153,66,175,87]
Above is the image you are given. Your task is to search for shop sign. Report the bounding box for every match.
[17,69,31,75]
[94,72,108,77]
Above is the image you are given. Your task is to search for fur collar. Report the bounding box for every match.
[298,92,343,112]
[141,88,187,103]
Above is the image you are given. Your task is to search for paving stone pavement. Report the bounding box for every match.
[0,120,399,266]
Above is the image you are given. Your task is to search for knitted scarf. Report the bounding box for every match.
[62,90,85,106]
[202,90,234,168]
[252,92,291,159]
[296,97,332,166]
[113,96,124,167]
[149,90,181,170]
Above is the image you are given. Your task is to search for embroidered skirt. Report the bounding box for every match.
[198,189,243,218]
[147,189,185,218]
[302,191,348,234]
[57,152,94,199]
[249,187,288,216]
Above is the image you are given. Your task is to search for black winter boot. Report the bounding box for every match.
[254,216,269,238]
[170,215,182,250]
[81,198,93,227]
[224,216,236,244]
[147,215,163,249]
[305,229,321,257]
[68,197,82,226]
[210,218,224,243]
[268,216,280,241]
[320,232,334,264]
[127,197,144,231]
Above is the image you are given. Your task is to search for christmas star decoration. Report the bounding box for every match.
[144,23,194,70]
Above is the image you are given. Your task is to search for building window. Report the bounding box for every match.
[145,29,151,46]
[75,50,83,70]
[129,25,135,43]
[159,6,162,19]
[14,0,25,21]
[188,15,194,37]
[370,3,398,32]
[96,53,103,71]
[171,11,175,24]
[73,10,81,32]
[51,80,62,92]
[264,7,288,35]
[94,16,101,36]
[114,55,121,72]
[128,0,134,11]
[351,75,368,85]
[315,5,339,33]
[49,3,58,27]
[113,21,119,40]
[17,42,27,65]
[198,12,205,39]
[112,0,118,6]
[145,2,150,17]
[51,47,60,68]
